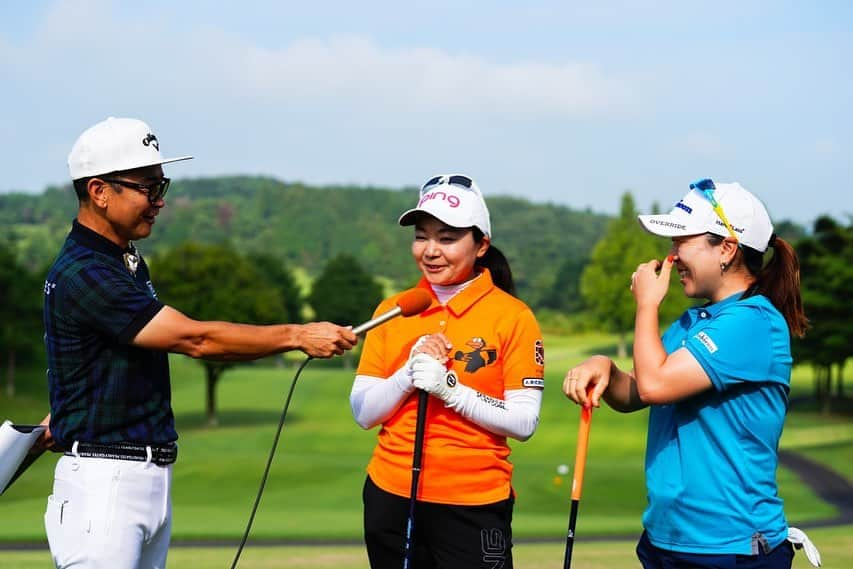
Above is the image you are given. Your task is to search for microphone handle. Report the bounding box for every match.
[352,306,403,335]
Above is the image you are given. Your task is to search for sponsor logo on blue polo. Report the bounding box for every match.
[695,331,719,353]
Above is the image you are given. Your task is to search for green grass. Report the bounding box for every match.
[1,332,850,547]
[3,524,852,568]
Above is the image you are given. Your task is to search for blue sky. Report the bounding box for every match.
[2,0,851,225]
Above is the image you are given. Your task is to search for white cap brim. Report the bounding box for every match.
[398,207,471,230]
[161,155,194,165]
[70,155,194,180]
[637,213,698,238]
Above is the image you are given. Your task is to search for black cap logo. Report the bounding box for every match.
[142,133,159,151]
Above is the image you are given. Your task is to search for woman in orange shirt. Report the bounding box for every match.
[350,174,545,568]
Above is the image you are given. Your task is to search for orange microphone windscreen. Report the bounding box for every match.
[396,288,432,317]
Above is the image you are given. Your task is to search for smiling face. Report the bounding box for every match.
[86,164,167,247]
[412,214,490,286]
[669,233,732,301]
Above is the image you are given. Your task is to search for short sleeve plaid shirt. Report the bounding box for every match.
[44,220,176,447]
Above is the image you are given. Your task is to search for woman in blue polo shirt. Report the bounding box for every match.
[562,179,820,568]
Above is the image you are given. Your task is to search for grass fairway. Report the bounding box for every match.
[1,332,850,554]
[4,525,852,568]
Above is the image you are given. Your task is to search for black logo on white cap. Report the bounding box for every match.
[142,133,159,151]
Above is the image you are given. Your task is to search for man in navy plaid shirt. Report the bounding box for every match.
[38,117,358,569]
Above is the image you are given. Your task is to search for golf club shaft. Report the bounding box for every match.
[403,390,429,569]
[563,499,580,569]
[563,404,593,569]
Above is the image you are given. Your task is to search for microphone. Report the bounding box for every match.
[352,288,432,335]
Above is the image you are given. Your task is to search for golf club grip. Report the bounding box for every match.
[403,390,430,569]
[410,390,429,493]
[571,405,592,500]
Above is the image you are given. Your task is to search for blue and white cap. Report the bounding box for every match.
[638,180,774,252]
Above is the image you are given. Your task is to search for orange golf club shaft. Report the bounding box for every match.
[564,401,593,569]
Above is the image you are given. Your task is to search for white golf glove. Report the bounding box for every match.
[787,527,821,567]
[411,353,459,403]
[392,336,436,392]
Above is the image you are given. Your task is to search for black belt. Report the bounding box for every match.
[66,441,178,466]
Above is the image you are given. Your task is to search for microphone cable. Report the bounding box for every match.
[227,288,431,568]
[229,355,313,569]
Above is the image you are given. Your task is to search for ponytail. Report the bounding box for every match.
[473,228,516,296]
[742,236,809,337]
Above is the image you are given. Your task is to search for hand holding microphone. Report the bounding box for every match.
[297,322,358,358]
[300,288,432,358]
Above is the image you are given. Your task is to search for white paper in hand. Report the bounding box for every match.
[0,420,46,495]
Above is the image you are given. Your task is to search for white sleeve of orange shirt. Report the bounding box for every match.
[446,386,542,441]
[350,368,415,429]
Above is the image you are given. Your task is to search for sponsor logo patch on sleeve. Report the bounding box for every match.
[534,339,545,365]
[522,377,545,388]
[695,331,719,354]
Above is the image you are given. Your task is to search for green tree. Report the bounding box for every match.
[540,255,587,313]
[793,216,853,413]
[152,242,289,426]
[247,253,304,324]
[308,254,383,369]
[308,254,384,327]
[580,193,690,357]
[0,241,43,397]
[1,176,610,308]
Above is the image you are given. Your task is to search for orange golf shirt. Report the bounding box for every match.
[357,269,545,505]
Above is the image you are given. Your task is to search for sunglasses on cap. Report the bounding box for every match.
[101,176,171,205]
[421,174,476,194]
[690,178,739,242]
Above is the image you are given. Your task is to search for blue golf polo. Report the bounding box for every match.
[644,291,792,554]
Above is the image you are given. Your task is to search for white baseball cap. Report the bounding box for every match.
[68,117,193,180]
[398,174,492,237]
[638,179,774,252]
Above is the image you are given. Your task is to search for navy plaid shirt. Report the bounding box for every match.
[44,220,177,447]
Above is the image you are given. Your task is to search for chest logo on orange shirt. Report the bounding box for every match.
[453,336,498,373]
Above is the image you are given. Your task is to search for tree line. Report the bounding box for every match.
[0,178,849,420]
[0,176,610,310]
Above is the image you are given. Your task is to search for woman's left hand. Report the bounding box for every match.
[410,333,452,363]
[631,256,674,308]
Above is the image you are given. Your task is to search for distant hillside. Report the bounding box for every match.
[0,176,609,307]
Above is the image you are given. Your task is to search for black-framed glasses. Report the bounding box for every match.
[101,177,171,204]
[421,174,475,193]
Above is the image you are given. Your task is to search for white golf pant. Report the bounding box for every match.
[45,453,172,569]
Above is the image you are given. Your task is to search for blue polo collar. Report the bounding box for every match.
[685,291,746,324]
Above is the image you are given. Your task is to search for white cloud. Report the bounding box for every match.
[5,1,638,121]
[208,35,635,117]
